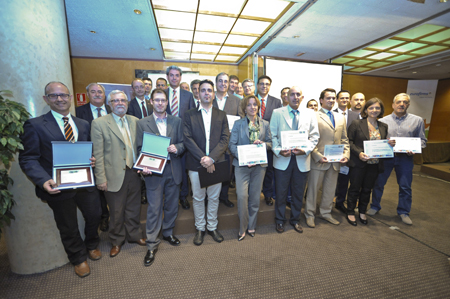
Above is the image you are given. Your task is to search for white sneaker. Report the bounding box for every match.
[400,214,412,225]
[367,208,378,216]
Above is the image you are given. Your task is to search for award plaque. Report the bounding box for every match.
[134,132,171,174]
[52,141,95,190]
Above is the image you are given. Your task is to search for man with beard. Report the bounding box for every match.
[349,92,365,113]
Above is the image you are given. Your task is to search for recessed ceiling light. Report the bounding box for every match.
[150,48,156,51]
[293,35,300,38]
[296,52,305,57]
[440,0,448,3]
[134,9,142,14]
[90,30,96,33]
[412,71,417,73]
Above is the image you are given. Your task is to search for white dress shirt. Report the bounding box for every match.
[51,110,79,141]
[198,104,212,155]
[90,103,108,120]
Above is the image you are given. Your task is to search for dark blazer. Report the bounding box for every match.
[136,114,185,188]
[333,108,360,130]
[165,88,196,120]
[76,103,111,125]
[258,94,282,122]
[213,94,244,118]
[127,98,153,119]
[228,117,272,167]
[347,118,389,171]
[183,107,230,171]
[19,111,93,202]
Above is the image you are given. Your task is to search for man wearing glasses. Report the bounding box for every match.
[242,79,255,97]
[19,82,101,278]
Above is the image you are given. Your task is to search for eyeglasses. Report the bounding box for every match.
[46,93,70,100]
[110,99,128,104]
[152,99,167,103]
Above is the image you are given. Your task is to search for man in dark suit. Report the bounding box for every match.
[136,89,185,267]
[213,72,244,208]
[142,78,152,100]
[165,65,196,210]
[333,90,360,213]
[184,79,230,246]
[127,78,153,204]
[19,81,101,278]
[257,75,282,206]
[75,83,111,232]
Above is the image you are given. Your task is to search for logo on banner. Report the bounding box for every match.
[409,91,432,99]
[77,93,87,106]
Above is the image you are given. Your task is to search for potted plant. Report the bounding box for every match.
[0,90,30,240]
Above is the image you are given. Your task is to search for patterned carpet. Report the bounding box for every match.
[1,168,449,299]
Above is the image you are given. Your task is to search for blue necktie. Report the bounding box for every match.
[292,110,299,130]
[327,111,335,127]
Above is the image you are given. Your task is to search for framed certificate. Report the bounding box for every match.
[363,140,394,158]
[391,137,422,154]
[52,141,95,190]
[237,143,268,166]
[134,132,171,174]
[281,130,308,150]
[324,144,345,162]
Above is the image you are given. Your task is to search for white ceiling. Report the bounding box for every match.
[65,0,450,79]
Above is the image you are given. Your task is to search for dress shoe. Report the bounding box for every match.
[144,249,157,267]
[265,196,274,206]
[88,248,102,261]
[180,198,190,210]
[306,217,315,228]
[74,261,90,278]
[346,215,357,226]
[359,214,368,225]
[99,217,109,232]
[246,229,255,237]
[129,238,146,246]
[141,194,148,205]
[207,229,224,243]
[400,214,412,225]
[162,235,180,246]
[193,230,205,246]
[291,223,303,233]
[319,216,340,225]
[110,245,121,257]
[276,223,284,233]
[366,208,378,216]
[220,198,235,208]
[335,204,347,214]
[238,233,245,241]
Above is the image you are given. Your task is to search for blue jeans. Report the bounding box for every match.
[371,155,414,215]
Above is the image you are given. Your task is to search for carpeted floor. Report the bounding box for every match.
[1,167,449,299]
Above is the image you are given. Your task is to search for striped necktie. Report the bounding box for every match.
[62,117,74,142]
[171,89,179,117]
[261,98,266,118]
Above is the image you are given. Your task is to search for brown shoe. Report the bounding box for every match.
[88,248,102,261]
[130,238,146,246]
[291,223,303,233]
[74,261,90,278]
[110,245,121,257]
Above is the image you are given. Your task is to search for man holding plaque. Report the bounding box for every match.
[184,79,230,246]
[304,88,349,228]
[270,86,319,233]
[136,89,185,266]
[19,81,101,278]
[368,93,427,225]
[92,90,146,258]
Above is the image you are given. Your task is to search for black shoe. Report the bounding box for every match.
[141,193,148,205]
[265,196,274,206]
[220,198,234,208]
[291,223,303,233]
[180,198,190,210]
[238,233,245,241]
[346,215,357,226]
[193,230,205,246]
[162,235,180,246]
[207,229,224,243]
[229,181,236,189]
[335,204,347,214]
[99,217,109,232]
[246,229,255,237]
[276,223,284,233]
[144,249,157,267]
[359,215,368,225]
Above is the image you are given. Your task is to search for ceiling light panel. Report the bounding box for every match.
[216,55,240,62]
[191,53,216,60]
[159,28,194,42]
[162,42,191,52]
[192,44,222,53]
[154,10,196,30]
[152,0,198,13]
[220,46,248,55]
[420,29,450,43]
[164,51,190,60]
[225,34,258,46]
[395,24,444,40]
[196,14,236,33]
[241,0,290,19]
[198,0,246,16]
[194,31,228,44]
[390,42,427,53]
[232,19,271,35]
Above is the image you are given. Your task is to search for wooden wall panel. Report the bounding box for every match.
[428,78,450,141]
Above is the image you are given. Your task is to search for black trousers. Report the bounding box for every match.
[99,190,109,218]
[47,188,101,265]
[346,164,379,215]
[335,172,350,207]
[262,150,274,198]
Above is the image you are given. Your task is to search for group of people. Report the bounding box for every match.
[18,65,427,278]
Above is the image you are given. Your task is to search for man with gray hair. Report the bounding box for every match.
[368,93,427,225]
[242,79,255,97]
[165,65,196,210]
[92,90,146,258]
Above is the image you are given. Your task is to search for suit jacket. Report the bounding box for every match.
[228,117,272,167]
[183,106,230,171]
[270,106,319,172]
[311,109,349,171]
[19,111,93,202]
[127,98,153,119]
[136,114,185,188]
[258,94,282,122]
[333,108,359,130]
[347,118,388,171]
[213,94,244,118]
[165,88,196,120]
[91,114,139,192]
[76,103,111,125]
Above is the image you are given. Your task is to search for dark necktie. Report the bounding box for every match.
[62,117,74,142]
[142,101,148,117]
[97,107,102,118]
